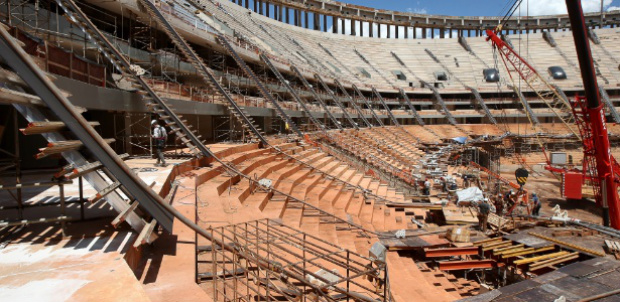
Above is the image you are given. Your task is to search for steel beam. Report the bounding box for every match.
[438,260,504,271]
[424,246,479,258]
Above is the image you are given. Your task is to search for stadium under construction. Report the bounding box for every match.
[2,0,620,301]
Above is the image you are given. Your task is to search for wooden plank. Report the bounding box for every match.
[514,251,570,265]
[529,252,579,271]
[501,246,555,259]
[473,237,502,246]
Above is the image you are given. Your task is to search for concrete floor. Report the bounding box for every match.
[0,220,151,302]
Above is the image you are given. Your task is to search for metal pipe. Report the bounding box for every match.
[576,288,620,302]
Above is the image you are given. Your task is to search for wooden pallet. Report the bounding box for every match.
[605,240,620,260]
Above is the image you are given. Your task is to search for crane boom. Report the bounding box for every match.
[485,30,580,139]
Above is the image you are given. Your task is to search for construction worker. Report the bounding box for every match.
[423,178,431,196]
[494,192,504,215]
[504,189,516,208]
[532,193,541,216]
[463,175,470,188]
[476,200,490,232]
[151,120,168,167]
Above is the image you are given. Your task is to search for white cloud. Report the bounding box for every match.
[608,5,620,10]
[407,7,428,14]
[516,0,614,16]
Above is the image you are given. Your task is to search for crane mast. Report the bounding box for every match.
[565,0,620,229]
[485,0,620,229]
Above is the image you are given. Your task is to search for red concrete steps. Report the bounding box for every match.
[387,253,457,302]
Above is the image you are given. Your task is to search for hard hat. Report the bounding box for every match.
[151,120,158,125]
[532,192,537,196]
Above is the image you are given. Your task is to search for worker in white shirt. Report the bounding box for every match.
[151,120,168,167]
[423,178,431,196]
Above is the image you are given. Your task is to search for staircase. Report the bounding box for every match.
[398,88,425,126]
[0,25,163,239]
[54,0,210,158]
[314,73,358,129]
[468,87,498,125]
[216,34,302,137]
[371,87,400,126]
[259,53,326,132]
[290,65,343,129]
[599,86,620,123]
[353,84,384,127]
[421,81,458,125]
[335,79,373,128]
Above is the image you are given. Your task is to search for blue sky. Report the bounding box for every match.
[342,0,620,17]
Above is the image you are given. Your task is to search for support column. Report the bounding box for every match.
[370,22,373,37]
[413,26,417,38]
[351,19,356,36]
[323,14,327,32]
[360,20,363,37]
[422,27,427,38]
[259,0,263,15]
[295,9,299,26]
[440,28,445,38]
[265,3,270,18]
[286,7,290,23]
[341,18,345,34]
[378,24,381,38]
[396,26,399,38]
[405,26,409,39]
[254,0,258,13]
[333,16,338,33]
[449,29,452,38]
[314,13,320,30]
[304,11,309,29]
[124,113,132,156]
[245,0,249,9]
[279,5,283,21]
[387,24,391,38]
[431,28,434,38]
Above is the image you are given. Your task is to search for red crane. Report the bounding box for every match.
[485,0,620,229]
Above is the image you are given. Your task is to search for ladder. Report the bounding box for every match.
[139,0,267,144]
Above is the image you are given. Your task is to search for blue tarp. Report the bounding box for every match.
[451,137,467,144]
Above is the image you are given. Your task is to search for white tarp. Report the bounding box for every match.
[456,187,484,205]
